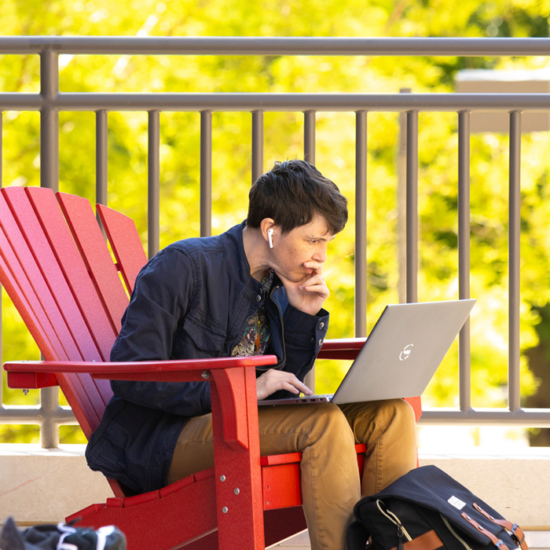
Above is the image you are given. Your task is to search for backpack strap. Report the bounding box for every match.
[473,503,528,550]
[462,513,509,550]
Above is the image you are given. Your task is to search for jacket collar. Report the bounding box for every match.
[221,222,289,312]
[220,221,264,295]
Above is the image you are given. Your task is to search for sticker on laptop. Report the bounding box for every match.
[448,496,466,510]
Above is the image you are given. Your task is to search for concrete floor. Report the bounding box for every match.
[269,530,550,549]
[270,530,310,550]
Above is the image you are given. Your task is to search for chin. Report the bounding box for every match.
[277,271,301,283]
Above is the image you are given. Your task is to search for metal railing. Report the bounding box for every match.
[2,37,550,448]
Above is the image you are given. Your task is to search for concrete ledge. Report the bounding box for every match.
[0,444,112,524]
[1,445,549,529]
[270,530,550,549]
[420,448,550,528]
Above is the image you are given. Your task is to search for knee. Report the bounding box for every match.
[384,398,414,418]
[311,403,355,445]
[376,399,416,438]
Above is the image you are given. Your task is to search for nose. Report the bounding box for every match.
[313,243,327,264]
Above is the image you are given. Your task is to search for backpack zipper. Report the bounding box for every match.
[375,500,476,550]
[376,500,412,543]
[442,515,473,550]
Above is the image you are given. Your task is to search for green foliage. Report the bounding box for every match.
[2,0,550,443]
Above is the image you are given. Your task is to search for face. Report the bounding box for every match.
[268,215,335,282]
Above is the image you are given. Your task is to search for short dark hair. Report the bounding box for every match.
[247,160,348,235]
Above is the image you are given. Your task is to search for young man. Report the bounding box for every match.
[86,160,416,550]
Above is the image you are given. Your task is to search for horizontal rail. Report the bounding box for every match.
[419,408,550,427]
[2,38,550,439]
[2,37,550,56]
[0,406,77,425]
[4,93,550,112]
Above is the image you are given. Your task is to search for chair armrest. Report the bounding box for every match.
[4,355,278,387]
[5,355,278,452]
[317,338,366,360]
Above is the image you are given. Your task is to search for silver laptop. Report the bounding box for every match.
[258,299,476,406]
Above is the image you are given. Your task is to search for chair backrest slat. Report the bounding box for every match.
[0,226,57,359]
[0,194,106,431]
[0,193,73,361]
[4,188,102,362]
[26,188,117,362]
[98,204,148,294]
[57,374,104,434]
[57,193,130,334]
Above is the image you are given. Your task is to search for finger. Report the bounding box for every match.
[265,371,313,396]
[303,283,328,292]
[298,275,325,290]
[303,261,323,273]
[284,377,313,395]
[302,274,325,286]
[303,283,329,296]
[282,382,301,394]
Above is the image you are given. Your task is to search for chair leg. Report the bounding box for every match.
[211,367,265,550]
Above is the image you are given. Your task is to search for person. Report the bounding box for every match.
[86,160,417,550]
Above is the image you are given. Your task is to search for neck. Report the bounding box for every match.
[242,225,271,282]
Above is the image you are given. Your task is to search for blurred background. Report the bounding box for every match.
[2,0,550,450]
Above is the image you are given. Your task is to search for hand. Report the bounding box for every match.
[278,261,329,316]
[256,369,313,401]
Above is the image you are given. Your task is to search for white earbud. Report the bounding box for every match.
[267,228,274,249]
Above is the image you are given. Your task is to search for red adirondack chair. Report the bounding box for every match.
[1,186,422,550]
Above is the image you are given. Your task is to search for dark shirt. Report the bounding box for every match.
[232,268,274,357]
[86,222,329,493]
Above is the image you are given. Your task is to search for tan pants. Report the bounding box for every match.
[167,399,417,550]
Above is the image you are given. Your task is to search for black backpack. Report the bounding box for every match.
[0,517,126,550]
[347,465,527,550]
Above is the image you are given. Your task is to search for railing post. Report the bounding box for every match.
[509,110,522,412]
[40,47,59,192]
[406,110,419,304]
[355,111,367,337]
[304,110,316,392]
[397,89,411,304]
[148,110,160,258]
[96,110,108,207]
[304,111,315,165]
[40,387,60,449]
[39,47,60,448]
[252,111,263,184]
[96,110,108,237]
[458,111,472,412]
[0,110,2,410]
[201,111,212,237]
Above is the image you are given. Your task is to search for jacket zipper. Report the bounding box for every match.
[255,285,286,372]
[442,515,473,550]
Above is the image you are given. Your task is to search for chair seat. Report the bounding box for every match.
[66,445,367,550]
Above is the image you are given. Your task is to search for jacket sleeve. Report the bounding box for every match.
[109,247,212,417]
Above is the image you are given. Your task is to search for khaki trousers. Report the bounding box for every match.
[167,399,417,550]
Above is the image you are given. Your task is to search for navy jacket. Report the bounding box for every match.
[86,222,329,493]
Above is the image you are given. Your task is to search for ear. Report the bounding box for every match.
[260,218,276,245]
